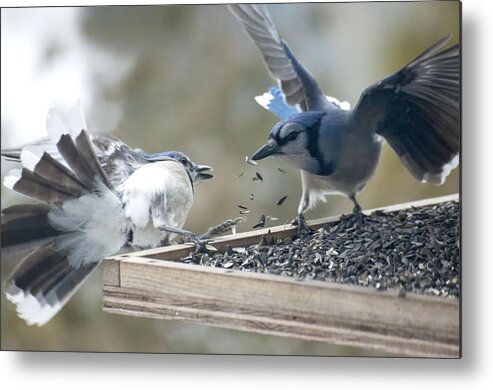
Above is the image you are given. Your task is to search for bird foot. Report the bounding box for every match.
[291,214,314,236]
[158,226,212,253]
[351,205,365,225]
[190,236,212,254]
[160,218,243,253]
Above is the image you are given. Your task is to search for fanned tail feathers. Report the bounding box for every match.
[2,112,126,326]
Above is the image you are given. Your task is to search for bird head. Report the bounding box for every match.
[251,111,326,174]
[144,151,213,184]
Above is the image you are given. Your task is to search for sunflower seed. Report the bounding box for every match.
[252,172,263,182]
[179,201,459,298]
[252,214,266,229]
[277,195,288,205]
[245,156,257,166]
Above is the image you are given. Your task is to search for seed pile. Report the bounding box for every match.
[182,201,460,298]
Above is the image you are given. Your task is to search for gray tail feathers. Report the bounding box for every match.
[2,130,127,326]
[1,204,59,250]
[3,130,112,204]
[4,241,99,327]
[378,37,460,184]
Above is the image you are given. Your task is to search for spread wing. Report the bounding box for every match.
[351,35,460,184]
[229,4,328,111]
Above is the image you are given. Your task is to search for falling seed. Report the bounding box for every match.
[245,156,257,166]
[239,210,251,214]
[277,195,288,205]
[277,167,287,174]
[252,172,263,182]
[250,193,254,200]
[252,214,266,229]
[237,172,244,178]
[266,216,279,221]
[237,204,249,210]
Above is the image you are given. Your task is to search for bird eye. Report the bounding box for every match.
[179,157,188,164]
[286,132,298,142]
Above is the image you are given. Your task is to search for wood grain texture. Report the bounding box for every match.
[102,194,460,357]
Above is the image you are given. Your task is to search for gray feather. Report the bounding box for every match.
[5,241,99,326]
[7,168,78,204]
[56,134,95,188]
[74,131,114,190]
[352,37,459,184]
[30,152,87,195]
[2,204,59,247]
[229,4,326,111]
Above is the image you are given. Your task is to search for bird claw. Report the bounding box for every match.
[192,238,211,254]
[159,218,241,253]
[177,232,213,254]
[291,214,314,236]
[352,206,366,225]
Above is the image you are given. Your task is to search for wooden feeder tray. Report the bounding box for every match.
[102,194,460,357]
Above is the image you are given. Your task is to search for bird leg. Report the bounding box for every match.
[158,226,209,253]
[199,217,244,240]
[350,194,365,225]
[292,213,314,235]
[159,217,244,253]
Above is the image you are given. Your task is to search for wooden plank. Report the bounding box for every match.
[102,194,460,357]
[102,257,459,357]
[102,258,120,287]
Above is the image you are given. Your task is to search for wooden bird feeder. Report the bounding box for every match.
[102,194,460,357]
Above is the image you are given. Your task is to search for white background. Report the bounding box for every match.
[1,0,491,389]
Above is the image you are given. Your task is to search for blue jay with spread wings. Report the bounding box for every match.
[229,4,459,230]
[1,103,238,326]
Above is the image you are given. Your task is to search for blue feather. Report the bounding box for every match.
[255,86,299,120]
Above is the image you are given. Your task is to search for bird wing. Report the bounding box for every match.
[1,100,148,187]
[350,35,460,185]
[229,4,328,112]
[90,134,148,187]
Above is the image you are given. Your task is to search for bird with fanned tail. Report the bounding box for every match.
[1,103,239,326]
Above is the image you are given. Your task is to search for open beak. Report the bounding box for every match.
[193,164,214,182]
[251,141,279,161]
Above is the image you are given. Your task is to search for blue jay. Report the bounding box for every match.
[229,4,459,230]
[1,105,226,326]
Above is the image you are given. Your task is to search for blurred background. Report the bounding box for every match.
[1,2,459,354]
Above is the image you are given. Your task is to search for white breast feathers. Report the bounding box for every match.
[120,161,194,247]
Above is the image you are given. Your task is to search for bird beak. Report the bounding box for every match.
[193,164,214,182]
[251,141,279,161]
